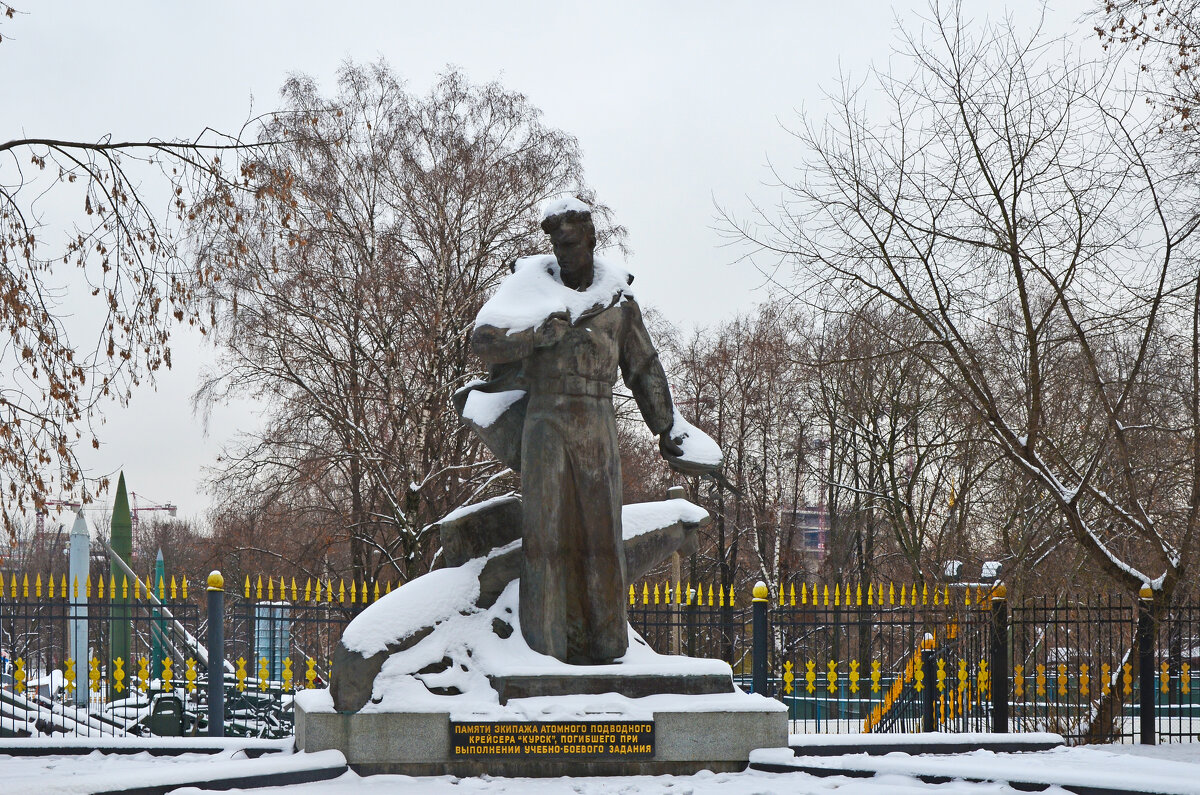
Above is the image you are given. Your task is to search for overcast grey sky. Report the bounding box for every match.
[3,1,1095,522]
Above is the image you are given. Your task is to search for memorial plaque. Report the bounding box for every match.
[450,721,654,758]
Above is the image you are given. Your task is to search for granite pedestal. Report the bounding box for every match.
[294,686,787,777]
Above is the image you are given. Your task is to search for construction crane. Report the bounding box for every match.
[130,492,178,538]
[35,499,82,534]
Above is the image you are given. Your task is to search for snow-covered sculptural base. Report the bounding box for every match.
[329,497,718,713]
[296,500,786,776]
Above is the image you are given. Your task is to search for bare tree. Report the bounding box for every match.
[0,7,270,531]
[729,2,1200,602]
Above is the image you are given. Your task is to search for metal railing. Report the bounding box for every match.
[1,569,1194,745]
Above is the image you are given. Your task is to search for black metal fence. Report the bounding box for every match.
[3,571,1198,745]
[1,574,202,737]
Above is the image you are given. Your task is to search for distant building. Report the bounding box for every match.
[781,506,828,576]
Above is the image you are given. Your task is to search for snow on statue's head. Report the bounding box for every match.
[540,195,592,227]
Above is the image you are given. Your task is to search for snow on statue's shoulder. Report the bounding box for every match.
[474,255,633,334]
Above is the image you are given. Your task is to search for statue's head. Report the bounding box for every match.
[541,198,595,288]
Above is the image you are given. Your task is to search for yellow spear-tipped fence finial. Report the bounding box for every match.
[801,583,808,605]
[675,580,682,605]
[778,585,785,606]
[834,583,841,607]
[372,580,379,602]
[159,575,166,600]
[182,577,189,599]
[267,577,275,601]
[856,584,863,606]
[244,576,250,599]
[338,580,346,603]
[789,583,796,607]
[629,584,635,605]
[889,582,895,605]
[350,580,357,604]
[642,582,649,605]
[653,582,660,605]
[256,576,263,600]
[48,574,56,599]
[98,575,105,600]
[23,573,29,597]
[707,584,714,606]
[305,579,313,602]
[718,584,725,607]
[728,584,735,606]
[823,585,830,606]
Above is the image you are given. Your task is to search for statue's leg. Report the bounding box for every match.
[519,413,569,661]
[572,408,628,664]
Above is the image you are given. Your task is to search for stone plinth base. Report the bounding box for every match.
[488,671,733,703]
[294,692,787,777]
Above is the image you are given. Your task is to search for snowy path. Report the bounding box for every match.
[1,743,1197,794]
[754,744,1200,794]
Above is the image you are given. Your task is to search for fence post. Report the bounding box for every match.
[686,587,698,658]
[207,570,225,738]
[921,636,936,733]
[1137,585,1156,745]
[752,581,769,696]
[990,583,1009,734]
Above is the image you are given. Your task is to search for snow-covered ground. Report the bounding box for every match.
[3,742,1200,794]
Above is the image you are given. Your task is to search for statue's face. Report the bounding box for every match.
[550,217,595,286]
